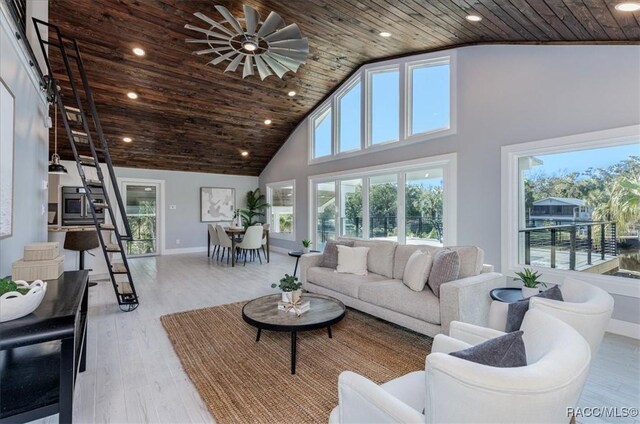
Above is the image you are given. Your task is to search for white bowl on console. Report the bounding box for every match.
[0,280,48,322]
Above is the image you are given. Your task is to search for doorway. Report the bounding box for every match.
[121,180,162,257]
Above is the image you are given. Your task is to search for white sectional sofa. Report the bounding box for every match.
[300,239,505,337]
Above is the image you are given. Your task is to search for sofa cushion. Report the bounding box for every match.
[427,249,460,298]
[351,239,398,278]
[393,245,484,280]
[402,250,433,292]
[320,239,355,269]
[336,245,369,276]
[358,279,441,324]
[306,266,388,298]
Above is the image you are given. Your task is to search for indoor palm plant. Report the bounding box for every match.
[515,268,546,298]
[238,188,269,228]
[271,274,302,303]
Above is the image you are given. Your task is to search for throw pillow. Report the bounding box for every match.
[320,239,355,269]
[402,250,433,292]
[505,285,564,332]
[336,245,370,276]
[450,330,527,367]
[427,249,460,297]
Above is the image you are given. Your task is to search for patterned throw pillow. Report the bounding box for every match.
[427,249,460,297]
[505,285,564,332]
[450,330,527,367]
[320,239,355,269]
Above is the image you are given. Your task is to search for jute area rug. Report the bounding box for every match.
[161,302,433,423]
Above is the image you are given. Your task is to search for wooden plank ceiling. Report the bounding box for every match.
[47,0,640,176]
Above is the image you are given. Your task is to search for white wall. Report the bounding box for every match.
[0,5,49,277]
[259,44,640,326]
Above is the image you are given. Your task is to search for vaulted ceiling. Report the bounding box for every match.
[47,0,640,176]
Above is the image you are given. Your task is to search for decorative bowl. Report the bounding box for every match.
[0,280,48,322]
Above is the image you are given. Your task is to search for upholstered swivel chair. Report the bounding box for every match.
[329,309,591,424]
[489,277,614,356]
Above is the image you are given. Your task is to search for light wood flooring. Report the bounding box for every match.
[26,251,639,424]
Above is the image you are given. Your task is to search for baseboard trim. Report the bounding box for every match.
[163,246,208,255]
[269,246,290,255]
[607,319,640,339]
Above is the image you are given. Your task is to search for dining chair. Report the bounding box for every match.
[261,223,270,257]
[208,224,220,259]
[216,225,234,264]
[236,225,263,265]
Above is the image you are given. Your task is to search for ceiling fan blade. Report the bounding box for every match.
[225,54,244,72]
[262,54,290,78]
[268,38,309,52]
[243,56,255,78]
[267,52,301,71]
[194,47,231,55]
[186,39,218,44]
[215,5,244,35]
[209,51,237,66]
[254,55,273,80]
[193,12,234,37]
[264,23,302,42]
[268,49,308,63]
[243,5,259,35]
[257,11,284,37]
[184,24,229,40]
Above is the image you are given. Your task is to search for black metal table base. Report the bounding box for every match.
[255,326,333,374]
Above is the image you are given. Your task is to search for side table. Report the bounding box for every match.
[490,287,524,304]
[288,250,320,276]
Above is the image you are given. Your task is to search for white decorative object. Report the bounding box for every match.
[282,289,301,304]
[0,280,48,322]
[521,287,539,298]
[303,247,309,254]
[200,187,235,222]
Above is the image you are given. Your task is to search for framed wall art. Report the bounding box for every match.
[0,78,15,239]
[200,187,235,222]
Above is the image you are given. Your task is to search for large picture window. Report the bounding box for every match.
[310,155,456,248]
[267,181,295,240]
[502,126,640,292]
[408,59,450,136]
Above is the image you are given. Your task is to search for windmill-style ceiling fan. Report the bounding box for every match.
[185,5,309,80]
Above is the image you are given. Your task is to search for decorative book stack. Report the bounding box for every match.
[278,300,311,314]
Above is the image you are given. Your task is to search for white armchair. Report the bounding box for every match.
[329,310,591,424]
[489,277,614,355]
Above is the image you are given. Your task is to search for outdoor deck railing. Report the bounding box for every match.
[316,216,443,242]
[520,221,617,270]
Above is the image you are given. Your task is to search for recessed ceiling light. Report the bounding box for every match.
[379,31,391,38]
[465,14,482,22]
[241,151,249,157]
[264,119,272,125]
[132,47,145,56]
[123,137,132,143]
[127,92,138,99]
[615,2,640,11]
[287,90,296,97]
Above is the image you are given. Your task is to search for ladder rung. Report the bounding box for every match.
[92,202,108,208]
[111,263,128,274]
[71,130,89,144]
[105,243,121,252]
[118,282,133,295]
[100,223,115,230]
[64,106,83,124]
[85,179,103,187]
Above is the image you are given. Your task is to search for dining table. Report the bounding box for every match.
[207,226,270,267]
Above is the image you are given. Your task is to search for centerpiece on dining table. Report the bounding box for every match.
[271,274,310,316]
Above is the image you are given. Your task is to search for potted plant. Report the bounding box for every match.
[515,268,546,298]
[301,239,312,253]
[238,188,269,228]
[271,274,302,303]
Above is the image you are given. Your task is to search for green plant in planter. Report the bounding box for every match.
[238,188,270,228]
[0,277,30,296]
[301,239,312,248]
[271,274,302,292]
[515,268,547,289]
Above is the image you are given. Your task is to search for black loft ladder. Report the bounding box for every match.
[33,18,139,311]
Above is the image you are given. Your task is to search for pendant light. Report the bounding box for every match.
[48,102,68,175]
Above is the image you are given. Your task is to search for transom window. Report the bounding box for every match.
[313,107,332,159]
[408,59,450,136]
[369,68,399,145]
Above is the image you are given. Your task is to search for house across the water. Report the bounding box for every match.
[529,197,593,226]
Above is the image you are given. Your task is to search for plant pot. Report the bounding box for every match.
[302,247,309,254]
[521,286,540,299]
[282,289,302,304]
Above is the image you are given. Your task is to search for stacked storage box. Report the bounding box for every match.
[12,242,64,281]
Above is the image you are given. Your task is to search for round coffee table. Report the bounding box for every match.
[242,293,346,374]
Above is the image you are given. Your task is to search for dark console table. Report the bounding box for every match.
[0,270,89,423]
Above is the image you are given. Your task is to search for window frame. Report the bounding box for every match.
[266,179,296,241]
[308,153,457,247]
[405,57,454,140]
[501,125,640,298]
[366,64,401,147]
[335,76,363,155]
[309,102,333,161]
